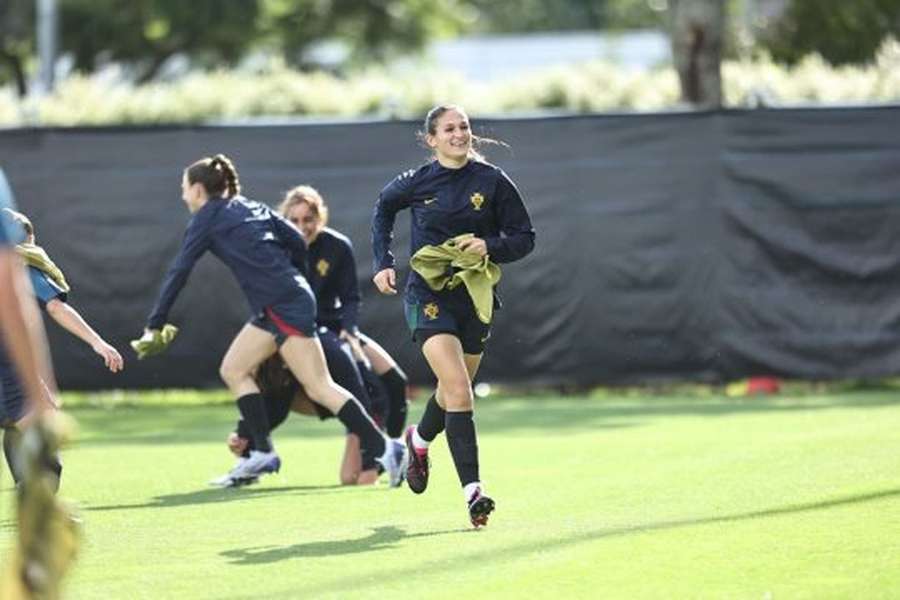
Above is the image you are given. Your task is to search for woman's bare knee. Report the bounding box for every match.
[219,360,248,389]
[440,378,473,410]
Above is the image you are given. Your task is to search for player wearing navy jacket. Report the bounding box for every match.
[372,105,535,527]
[280,185,409,438]
[139,154,407,487]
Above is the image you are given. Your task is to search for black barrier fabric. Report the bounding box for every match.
[0,107,898,389]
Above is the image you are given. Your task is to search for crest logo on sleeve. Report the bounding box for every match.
[316,259,330,277]
[470,192,485,211]
[423,302,440,320]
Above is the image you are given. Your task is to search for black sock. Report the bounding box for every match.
[380,368,409,438]
[265,394,291,431]
[361,444,377,471]
[236,393,272,453]
[355,362,379,416]
[337,398,386,467]
[417,394,446,442]
[2,428,23,484]
[446,411,479,487]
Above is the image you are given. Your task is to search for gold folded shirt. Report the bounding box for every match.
[16,242,71,293]
[410,233,501,324]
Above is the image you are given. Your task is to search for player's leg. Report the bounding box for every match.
[215,323,281,483]
[360,333,408,437]
[340,434,362,485]
[421,333,494,527]
[278,335,407,486]
[319,331,380,482]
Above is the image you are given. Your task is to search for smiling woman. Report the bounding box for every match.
[371,104,536,527]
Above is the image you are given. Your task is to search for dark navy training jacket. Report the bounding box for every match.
[372,159,535,296]
[306,227,361,334]
[147,196,308,329]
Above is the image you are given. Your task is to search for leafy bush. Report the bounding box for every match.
[1,38,898,127]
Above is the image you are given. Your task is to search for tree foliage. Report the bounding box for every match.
[60,0,261,82]
[0,0,34,95]
[466,0,665,33]
[260,0,469,67]
[763,0,900,65]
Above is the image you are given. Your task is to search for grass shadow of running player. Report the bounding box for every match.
[85,483,347,512]
[222,525,471,564]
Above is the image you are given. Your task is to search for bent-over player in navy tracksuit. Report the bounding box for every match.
[279,185,409,437]
[372,105,535,527]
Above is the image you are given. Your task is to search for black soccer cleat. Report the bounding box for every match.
[404,425,430,494]
[467,490,495,528]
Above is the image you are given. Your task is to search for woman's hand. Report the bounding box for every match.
[457,236,488,257]
[373,268,397,295]
[93,340,124,373]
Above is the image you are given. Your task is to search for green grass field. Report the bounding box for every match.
[2,389,899,599]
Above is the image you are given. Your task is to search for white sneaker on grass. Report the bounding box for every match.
[377,438,409,488]
[209,451,280,487]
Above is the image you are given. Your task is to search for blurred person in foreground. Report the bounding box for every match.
[0,169,79,600]
[372,105,535,527]
[1,208,123,487]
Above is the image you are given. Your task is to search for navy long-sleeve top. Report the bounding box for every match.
[307,227,361,334]
[147,195,308,329]
[372,159,535,296]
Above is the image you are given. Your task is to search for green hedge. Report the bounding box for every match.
[2,39,898,126]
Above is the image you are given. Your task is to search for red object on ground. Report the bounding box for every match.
[746,376,781,395]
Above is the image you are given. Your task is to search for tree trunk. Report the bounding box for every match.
[670,0,724,108]
[0,51,28,97]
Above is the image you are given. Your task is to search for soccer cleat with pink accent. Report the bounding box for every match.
[404,425,430,494]
[467,488,495,528]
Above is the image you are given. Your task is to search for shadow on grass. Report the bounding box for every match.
[84,483,347,512]
[222,525,471,564]
[282,486,900,598]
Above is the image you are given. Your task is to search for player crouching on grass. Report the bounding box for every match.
[217,327,388,487]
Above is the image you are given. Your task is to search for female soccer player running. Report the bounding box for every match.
[138,154,407,486]
[372,105,535,526]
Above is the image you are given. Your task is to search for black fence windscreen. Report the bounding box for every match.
[1,107,898,389]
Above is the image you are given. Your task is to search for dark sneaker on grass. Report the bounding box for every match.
[467,489,495,529]
[404,425,430,494]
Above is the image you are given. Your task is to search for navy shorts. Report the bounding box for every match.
[404,285,492,355]
[0,346,27,426]
[250,291,318,346]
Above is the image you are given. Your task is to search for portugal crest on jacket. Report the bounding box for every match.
[423,302,439,320]
[316,259,330,277]
[470,192,485,211]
